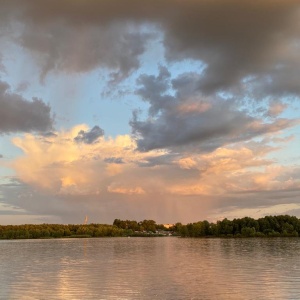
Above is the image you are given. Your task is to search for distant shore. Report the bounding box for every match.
[1,215,299,240]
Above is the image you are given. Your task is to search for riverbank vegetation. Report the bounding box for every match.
[0,223,126,239]
[0,215,300,239]
[174,215,300,238]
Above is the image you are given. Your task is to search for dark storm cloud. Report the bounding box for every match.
[137,154,178,168]
[20,24,152,82]
[74,125,104,144]
[0,181,72,220]
[40,132,57,138]
[220,188,300,211]
[131,68,298,152]
[1,0,300,94]
[136,66,174,116]
[16,81,30,93]
[132,104,297,152]
[0,0,155,80]
[0,54,5,73]
[104,157,124,164]
[0,81,53,133]
[162,0,300,95]
[249,63,300,98]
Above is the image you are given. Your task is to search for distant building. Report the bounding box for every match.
[163,224,174,229]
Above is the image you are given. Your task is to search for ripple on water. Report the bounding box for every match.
[1,238,300,300]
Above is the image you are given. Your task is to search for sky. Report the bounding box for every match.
[0,0,300,225]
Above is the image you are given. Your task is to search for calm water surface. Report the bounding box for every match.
[1,237,300,299]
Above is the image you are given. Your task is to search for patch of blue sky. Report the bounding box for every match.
[0,134,25,178]
[0,167,15,179]
[217,90,234,100]
[271,128,300,165]
[0,41,40,93]
[238,94,300,167]
[75,69,148,137]
[134,29,206,93]
[261,124,300,166]
[0,43,138,137]
[276,97,300,165]
[167,59,206,78]
[281,98,300,119]
[0,165,15,181]
[0,134,23,158]
[1,28,209,139]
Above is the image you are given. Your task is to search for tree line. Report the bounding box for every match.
[113,219,166,233]
[0,223,126,239]
[174,215,300,237]
[0,219,167,239]
[1,215,300,239]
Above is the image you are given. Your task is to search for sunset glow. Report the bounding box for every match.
[0,0,299,224]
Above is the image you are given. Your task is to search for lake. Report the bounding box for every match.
[1,237,300,299]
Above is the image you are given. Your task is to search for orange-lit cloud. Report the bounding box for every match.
[177,101,211,114]
[11,125,300,199]
[1,1,300,226]
[107,184,146,195]
[10,125,164,195]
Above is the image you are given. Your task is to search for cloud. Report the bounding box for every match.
[10,125,165,195]
[107,184,145,195]
[1,1,154,81]
[210,201,300,222]
[163,0,300,95]
[1,1,300,223]
[16,81,30,93]
[131,68,299,152]
[104,157,124,164]
[0,53,5,73]
[1,0,300,94]
[74,125,104,144]
[137,154,178,168]
[136,65,174,116]
[40,131,57,138]
[0,154,3,158]
[266,101,288,117]
[3,124,298,223]
[0,81,53,134]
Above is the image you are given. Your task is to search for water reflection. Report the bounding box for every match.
[0,238,300,299]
